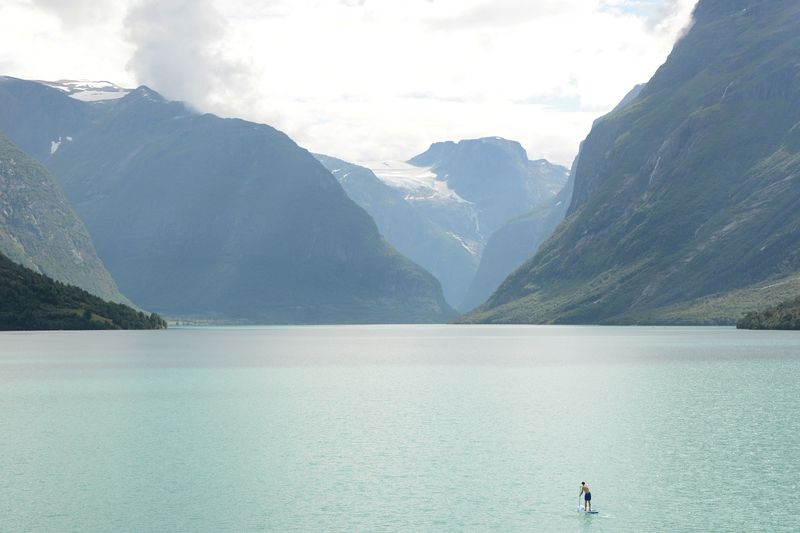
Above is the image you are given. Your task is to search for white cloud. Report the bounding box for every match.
[0,0,135,85]
[30,0,118,29]
[0,0,697,166]
[123,0,256,109]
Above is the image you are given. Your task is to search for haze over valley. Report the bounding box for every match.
[2,0,800,325]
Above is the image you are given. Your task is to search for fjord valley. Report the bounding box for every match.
[0,77,453,324]
[2,0,800,329]
[4,0,800,531]
[317,138,568,311]
[464,0,800,325]
[315,153,483,312]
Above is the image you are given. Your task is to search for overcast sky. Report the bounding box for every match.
[0,0,697,166]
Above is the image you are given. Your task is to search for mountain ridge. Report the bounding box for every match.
[319,137,568,311]
[0,77,454,323]
[315,153,478,310]
[462,0,800,324]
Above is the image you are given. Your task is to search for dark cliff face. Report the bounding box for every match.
[0,78,454,323]
[464,0,800,324]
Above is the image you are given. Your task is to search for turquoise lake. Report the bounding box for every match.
[1,326,799,532]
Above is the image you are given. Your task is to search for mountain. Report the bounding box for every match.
[0,251,165,330]
[342,138,567,310]
[37,80,131,102]
[0,77,95,162]
[0,77,454,323]
[463,0,800,324]
[407,137,568,238]
[460,86,647,312]
[0,133,128,304]
[460,169,574,312]
[363,158,484,283]
[315,154,478,309]
[609,84,646,115]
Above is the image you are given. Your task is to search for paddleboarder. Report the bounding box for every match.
[579,481,592,512]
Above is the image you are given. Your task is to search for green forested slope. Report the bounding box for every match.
[737,295,800,330]
[0,251,165,330]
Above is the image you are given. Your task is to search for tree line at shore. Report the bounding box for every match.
[737,297,800,330]
[0,252,166,330]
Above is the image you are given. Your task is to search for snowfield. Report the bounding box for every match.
[38,80,130,102]
[70,90,130,102]
[358,160,469,204]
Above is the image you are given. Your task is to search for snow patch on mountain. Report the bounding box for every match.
[38,80,131,102]
[359,160,468,204]
[49,136,72,154]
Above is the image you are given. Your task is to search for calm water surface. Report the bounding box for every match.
[0,326,798,532]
